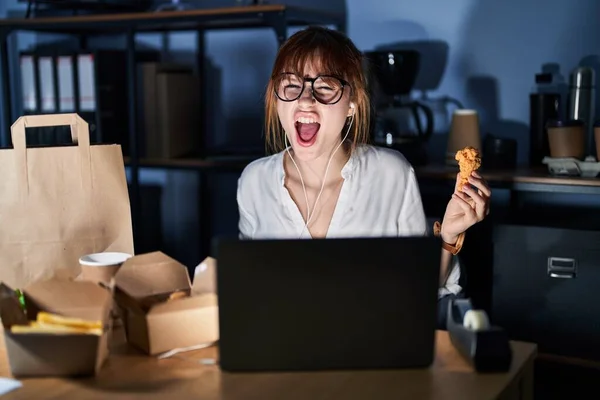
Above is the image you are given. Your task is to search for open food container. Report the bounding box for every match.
[113,251,218,355]
[0,279,112,377]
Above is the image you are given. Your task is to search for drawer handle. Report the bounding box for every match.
[547,257,577,279]
[549,272,574,279]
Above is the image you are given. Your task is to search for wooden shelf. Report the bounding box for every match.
[0,5,345,34]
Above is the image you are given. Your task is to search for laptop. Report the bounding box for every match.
[214,236,441,372]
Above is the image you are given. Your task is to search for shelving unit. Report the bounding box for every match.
[0,4,346,260]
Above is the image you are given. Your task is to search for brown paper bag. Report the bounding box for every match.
[0,113,134,288]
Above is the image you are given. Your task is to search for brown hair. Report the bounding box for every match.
[264,26,371,154]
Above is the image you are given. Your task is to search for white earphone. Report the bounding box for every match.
[285,109,355,239]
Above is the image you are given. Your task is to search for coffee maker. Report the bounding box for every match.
[365,50,434,166]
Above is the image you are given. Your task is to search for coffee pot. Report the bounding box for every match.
[365,50,434,165]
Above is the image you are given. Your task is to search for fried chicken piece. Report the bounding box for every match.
[455,146,481,189]
[168,290,189,301]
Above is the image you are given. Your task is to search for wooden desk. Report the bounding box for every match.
[0,330,537,400]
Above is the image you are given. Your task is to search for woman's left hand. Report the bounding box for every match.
[440,171,492,244]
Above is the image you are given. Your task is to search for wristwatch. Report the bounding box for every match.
[433,221,465,256]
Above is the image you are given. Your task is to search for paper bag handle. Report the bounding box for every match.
[10,113,92,197]
[10,113,90,149]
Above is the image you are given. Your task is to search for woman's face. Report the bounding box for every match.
[276,64,353,162]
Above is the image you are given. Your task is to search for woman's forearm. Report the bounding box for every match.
[439,248,453,287]
[439,231,458,287]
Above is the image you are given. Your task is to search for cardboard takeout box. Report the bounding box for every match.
[113,251,218,355]
[0,279,112,377]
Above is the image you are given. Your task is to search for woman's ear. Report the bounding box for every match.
[348,102,355,117]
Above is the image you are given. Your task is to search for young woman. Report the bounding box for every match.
[236,26,491,328]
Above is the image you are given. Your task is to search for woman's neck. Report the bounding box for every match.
[285,146,350,190]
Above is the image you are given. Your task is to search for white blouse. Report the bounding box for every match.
[236,144,461,298]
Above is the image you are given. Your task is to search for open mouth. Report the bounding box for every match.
[295,119,320,147]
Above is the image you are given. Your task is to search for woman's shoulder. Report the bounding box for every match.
[237,151,284,200]
[354,144,415,175]
[240,152,282,180]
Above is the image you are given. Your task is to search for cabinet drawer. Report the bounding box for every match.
[492,224,600,360]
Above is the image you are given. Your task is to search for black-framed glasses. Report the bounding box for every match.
[274,73,349,105]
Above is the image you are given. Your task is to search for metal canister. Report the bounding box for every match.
[568,67,596,156]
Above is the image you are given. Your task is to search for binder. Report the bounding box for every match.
[57,55,75,112]
[74,52,101,144]
[19,54,37,112]
[38,56,56,113]
[77,54,96,112]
